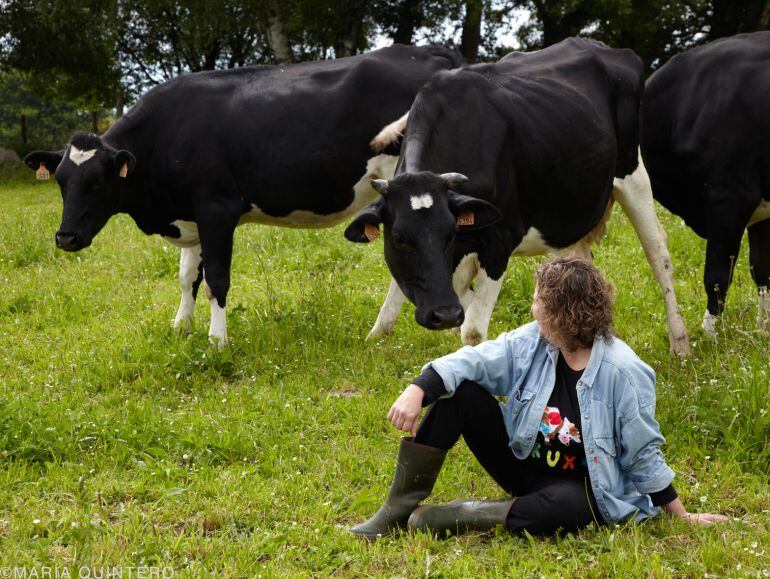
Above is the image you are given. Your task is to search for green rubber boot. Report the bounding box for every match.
[350,437,448,540]
[408,498,516,536]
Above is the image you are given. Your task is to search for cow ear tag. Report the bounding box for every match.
[457,211,475,226]
[36,163,50,181]
[364,223,380,241]
[119,162,128,178]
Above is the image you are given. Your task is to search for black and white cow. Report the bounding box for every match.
[642,31,770,335]
[346,38,691,356]
[24,44,462,348]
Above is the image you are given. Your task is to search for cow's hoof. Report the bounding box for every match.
[669,334,691,357]
[208,333,228,351]
[173,312,194,334]
[461,328,485,346]
[366,320,395,341]
[701,310,718,338]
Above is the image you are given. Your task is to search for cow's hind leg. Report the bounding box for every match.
[173,245,203,333]
[612,154,690,356]
[748,219,770,330]
[367,277,406,340]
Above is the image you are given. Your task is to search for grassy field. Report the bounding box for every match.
[0,163,768,577]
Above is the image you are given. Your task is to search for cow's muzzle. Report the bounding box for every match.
[55,231,87,251]
[420,304,465,330]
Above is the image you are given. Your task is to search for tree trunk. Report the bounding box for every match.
[460,0,483,62]
[393,0,421,45]
[20,114,27,146]
[758,0,770,28]
[334,0,367,58]
[91,111,99,133]
[266,0,293,63]
[116,91,124,119]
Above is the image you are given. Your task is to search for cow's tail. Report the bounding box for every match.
[370,112,409,153]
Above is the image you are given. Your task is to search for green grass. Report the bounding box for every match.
[0,165,767,576]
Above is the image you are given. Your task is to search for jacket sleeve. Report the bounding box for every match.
[422,331,515,397]
[615,361,676,495]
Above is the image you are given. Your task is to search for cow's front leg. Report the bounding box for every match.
[748,219,770,330]
[450,252,479,334]
[367,278,405,340]
[197,211,239,350]
[173,245,203,333]
[612,153,690,355]
[460,267,504,346]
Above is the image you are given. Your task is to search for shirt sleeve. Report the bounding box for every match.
[412,368,447,406]
[423,331,516,397]
[649,483,678,507]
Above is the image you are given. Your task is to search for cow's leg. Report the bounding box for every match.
[367,277,406,340]
[612,155,690,356]
[197,210,240,350]
[460,267,504,346]
[450,252,479,334]
[173,245,203,333]
[748,219,770,330]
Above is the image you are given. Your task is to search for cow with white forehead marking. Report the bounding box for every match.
[24,44,462,349]
[347,37,691,356]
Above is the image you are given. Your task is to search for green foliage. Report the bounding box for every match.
[0,168,767,573]
[0,71,95,154]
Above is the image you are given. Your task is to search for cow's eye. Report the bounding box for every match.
[391,232,412,250]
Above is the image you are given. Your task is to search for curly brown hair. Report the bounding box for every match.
[534,257,614,351]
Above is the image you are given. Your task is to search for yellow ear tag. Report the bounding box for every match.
[364,223,380,241]
[457,211,475,226]
[119,162,128,178]
[36,163,50,181]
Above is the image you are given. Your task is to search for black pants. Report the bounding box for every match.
[414,381,603,535]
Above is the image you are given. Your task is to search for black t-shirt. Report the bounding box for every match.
[526,352,588,478]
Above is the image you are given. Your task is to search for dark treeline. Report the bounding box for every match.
[1,0,769,152]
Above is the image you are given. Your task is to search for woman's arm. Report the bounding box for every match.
[662,497,729,525]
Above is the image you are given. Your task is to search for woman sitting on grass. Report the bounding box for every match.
[351,258,727,539]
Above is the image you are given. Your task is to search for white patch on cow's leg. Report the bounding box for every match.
[208,298,228,350]
[370,111,409,153]
[173,245,203,333]
[461,268,503,346]
[451,253,479,333]
[702,309,718,337]
[367,278,406,340]
[613,152,691,357]
[757,286,770,331]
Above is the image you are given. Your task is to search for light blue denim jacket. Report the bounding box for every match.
[423,321,675,525]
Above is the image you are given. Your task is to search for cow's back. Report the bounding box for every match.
[106,45,461,216]
[499,38,644,178]
[642,32,770,235]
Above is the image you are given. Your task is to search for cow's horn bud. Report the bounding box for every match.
[440,173,468,188]
[371,179,389,195]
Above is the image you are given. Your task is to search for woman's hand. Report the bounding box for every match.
[387,384,425,436]
[664,497,729,526]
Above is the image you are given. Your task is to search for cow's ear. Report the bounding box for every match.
[113,150,136,178]
[448,192,501,230]
[344,199,384,243]
[24,151,63,172]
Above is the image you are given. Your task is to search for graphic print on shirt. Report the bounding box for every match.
[539,406,582,446]
[530,405,584,474]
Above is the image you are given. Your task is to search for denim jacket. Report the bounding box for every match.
[423,321,675,525]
